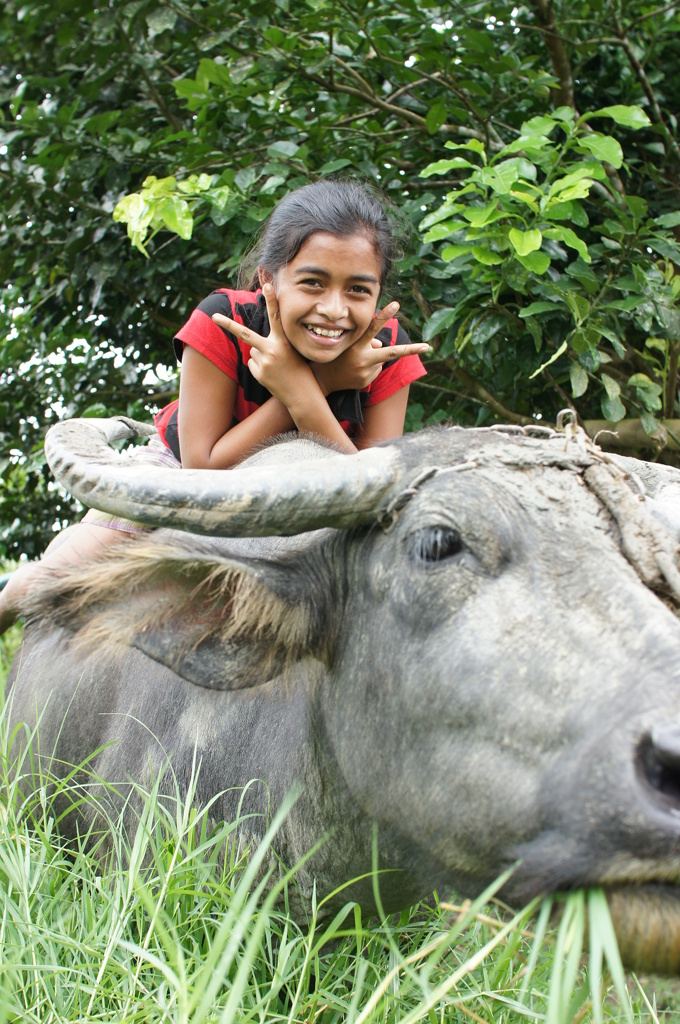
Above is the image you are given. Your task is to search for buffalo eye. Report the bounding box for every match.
[411,526,464,564]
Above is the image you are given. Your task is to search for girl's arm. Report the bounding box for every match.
[178,347,298,469]
[355,385,411,449]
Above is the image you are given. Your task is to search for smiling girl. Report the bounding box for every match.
[0,178,428,632]
[156,178,428,467]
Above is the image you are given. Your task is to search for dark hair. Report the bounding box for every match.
[239,178,402,291]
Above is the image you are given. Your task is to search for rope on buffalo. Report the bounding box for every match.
[545,412,680,605]
[491,412,680,603]
[584,460,680,604]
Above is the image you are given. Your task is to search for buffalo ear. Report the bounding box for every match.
[130,552,330,690]
[35,539,335,691]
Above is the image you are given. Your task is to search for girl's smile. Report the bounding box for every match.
[262,231,383,363]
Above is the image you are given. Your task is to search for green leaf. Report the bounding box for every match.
[624,195,648,221]
[572,331,599,363]
[464,201,500,227]
[601,373,621,400]
[645,236,680,262]
[543,226,591,263]
[508,187,540,214]
[508,228,542,255]
[553,181,596,203]
[477,158,528,194]
[545,200,589,227]
[444,139,486,157]
[548,163,607,198]
[576,133,624,168]
[259,175,286,195]
[516,250,551,274]
[563,291,591,324]
[419,202,465,230]
[469,313,506,346]
[267,140,299,158]
[420,157,475,177]
[590,105,651,130]
[146,8,178,34]
[628,373,663,411]
[158,197,193,240]
[423,220,467,243]
[525,316,543,352]
[570,362,589,397]
[520,114,561,136]
[84,110,122,134]
[262,25,285,45]
[471,247,504,265]
[142,174,177,197]
[519,302,562,318]
[318,158,352,174]
[423,307,457,341]
[656,211,680,229]
[234,167,258,192]
[641,411,661,436]
[529,339,567,378]
[196,57,232,88]
[601,393,626,421]
[441,243,473,261]
[604,296,647,312]
[592,322,626,358]
[426,99,448,134]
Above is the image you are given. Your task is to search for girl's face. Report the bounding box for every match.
[261,231,383,363]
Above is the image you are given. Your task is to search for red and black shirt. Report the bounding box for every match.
[155,287,426,461]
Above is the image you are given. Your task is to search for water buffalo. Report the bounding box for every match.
[7,416,680,974]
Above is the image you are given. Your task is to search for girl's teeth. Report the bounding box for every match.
[306,325,344,338]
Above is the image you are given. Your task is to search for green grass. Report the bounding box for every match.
[0,627,673,1023]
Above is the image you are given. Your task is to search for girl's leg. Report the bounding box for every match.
[0,523,134,634]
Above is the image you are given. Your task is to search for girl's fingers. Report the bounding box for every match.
[361,301,429,362]
[261,281,281,323]
[371,342,430,365]
[212,312,265,350]
[364,301,400,341]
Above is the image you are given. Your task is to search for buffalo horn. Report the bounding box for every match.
[45,417,404,536]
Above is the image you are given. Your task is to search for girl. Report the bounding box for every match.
[0,178,428,632]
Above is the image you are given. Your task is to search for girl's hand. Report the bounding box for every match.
[312,301,429,396]
[212,283,314,408]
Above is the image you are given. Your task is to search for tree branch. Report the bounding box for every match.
[528,0,574,108]
[411,281,536,425]
[528,2,626,194]
[611,18,680,163]
[113,15,184,133]
[665,340,680,418]
[444,361,536,425]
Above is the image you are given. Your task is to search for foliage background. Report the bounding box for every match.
[1,0,680,558]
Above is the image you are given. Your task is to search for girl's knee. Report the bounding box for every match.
[0,561,44,624]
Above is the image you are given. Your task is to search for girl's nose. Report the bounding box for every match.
[317,291,349,321]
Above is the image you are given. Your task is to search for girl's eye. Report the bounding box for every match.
[350,285,372,295]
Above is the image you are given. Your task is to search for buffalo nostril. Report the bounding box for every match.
[651,725,680,770]
[638,728,680,807]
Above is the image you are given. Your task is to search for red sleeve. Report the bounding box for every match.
[175,308,240,383]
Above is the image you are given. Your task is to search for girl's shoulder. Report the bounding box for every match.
[195,287,267,328]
